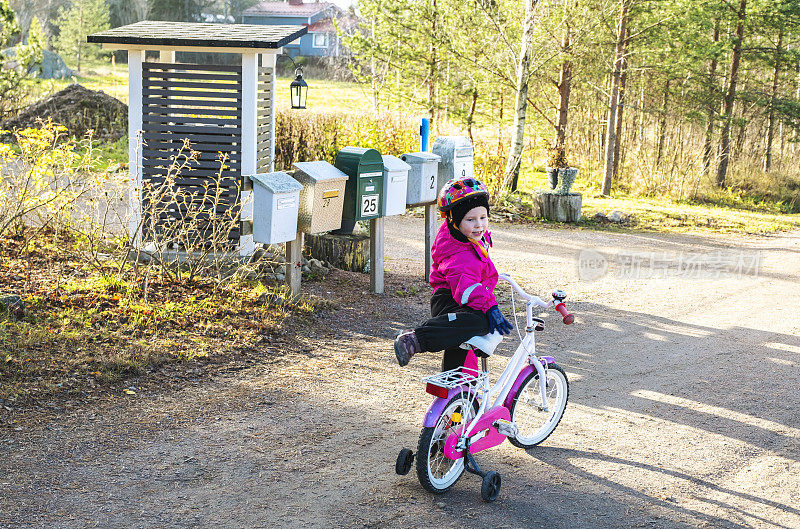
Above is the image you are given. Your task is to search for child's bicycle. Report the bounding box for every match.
[394,273,574,502]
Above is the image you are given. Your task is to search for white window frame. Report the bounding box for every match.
[312,32,327,48]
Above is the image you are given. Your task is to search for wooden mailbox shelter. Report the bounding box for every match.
[88,21,307,256]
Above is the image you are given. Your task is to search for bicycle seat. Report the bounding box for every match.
[459,331,503,356]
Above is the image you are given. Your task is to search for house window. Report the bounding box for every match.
[312,33,327,48]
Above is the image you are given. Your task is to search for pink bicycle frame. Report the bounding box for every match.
[422,274,561,457]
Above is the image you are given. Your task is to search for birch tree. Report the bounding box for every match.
[502,0,540,191]
[601,0,629,196]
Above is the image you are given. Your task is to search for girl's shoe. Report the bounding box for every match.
[394,330,421,367]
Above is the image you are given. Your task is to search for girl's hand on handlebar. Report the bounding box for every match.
[487,305,514,335]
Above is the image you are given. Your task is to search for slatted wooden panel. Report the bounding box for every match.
[257,65,273,173]
[140,61,242,246]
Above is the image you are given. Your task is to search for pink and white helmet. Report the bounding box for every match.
[437,177,489,218]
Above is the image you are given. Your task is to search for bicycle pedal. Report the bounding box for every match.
[494,419,518,438]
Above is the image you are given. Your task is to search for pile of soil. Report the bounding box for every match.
[1,84,127,142]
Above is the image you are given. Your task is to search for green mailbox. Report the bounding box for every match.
[335,147,384,224]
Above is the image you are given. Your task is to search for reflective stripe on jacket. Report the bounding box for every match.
[429,222,498,313]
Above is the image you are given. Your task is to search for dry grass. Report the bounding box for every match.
[0,228,332,404]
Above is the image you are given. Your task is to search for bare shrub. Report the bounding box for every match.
[0,122,109,240]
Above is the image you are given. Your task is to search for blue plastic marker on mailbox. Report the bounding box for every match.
[420,118,430,152]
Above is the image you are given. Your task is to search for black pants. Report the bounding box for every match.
[414,288,491,372]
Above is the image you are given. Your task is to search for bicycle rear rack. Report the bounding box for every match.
[422,366,487,389]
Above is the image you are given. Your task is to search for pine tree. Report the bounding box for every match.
[54,0,110,73]
[147,0,215,23]
[1,0,43,118]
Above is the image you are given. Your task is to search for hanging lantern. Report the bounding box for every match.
[290,68,308,109]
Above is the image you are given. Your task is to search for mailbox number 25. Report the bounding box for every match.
[361,194,378,217]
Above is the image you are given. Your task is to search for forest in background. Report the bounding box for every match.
[7,0,800,211]
[345,0,800,207]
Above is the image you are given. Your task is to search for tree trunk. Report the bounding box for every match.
[502,0,539,192]
[467,87,478,143]
[703,20,720,175]
[601,0,629,196]
[656,78,670,167]
[764,28,783,172]
[553,0,572,150]
[498,89,504,152]
[794,71,800,156]
[371,16,379,111]
[612,28,629,181]
[531,191,582,222]
[428,0,438,130]
[77,7,83,74]
[733,100,746,162]
[306,233,368,272]
[716,0,747,188]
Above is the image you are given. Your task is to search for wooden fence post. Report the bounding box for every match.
[286,231,303,297]
[370,217,384,294]
[424,204,437,282]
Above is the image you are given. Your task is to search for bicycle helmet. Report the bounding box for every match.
[437,177,490,220]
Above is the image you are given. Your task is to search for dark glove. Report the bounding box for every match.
[486,305,513,335]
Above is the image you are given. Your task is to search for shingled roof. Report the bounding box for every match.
[88,21,307,49]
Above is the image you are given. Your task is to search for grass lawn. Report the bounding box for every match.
[513,168,800,234]
[30,64,374,112]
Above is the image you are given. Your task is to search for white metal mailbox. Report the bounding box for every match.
[293,161,348,234]
[432,136,475,191]
[381,155,411,216]
[250,172,303,244]
[401,151,441,206]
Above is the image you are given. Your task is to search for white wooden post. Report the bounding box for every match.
[239,51,257,257]
[128,49,143,249]
[424,204,437,282]
[370,217,384,294]
[157,50,176,63]
[265,51,278,172]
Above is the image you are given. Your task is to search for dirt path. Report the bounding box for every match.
[2,217,799,529]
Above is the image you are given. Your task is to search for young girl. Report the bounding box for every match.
[394,177,513,369]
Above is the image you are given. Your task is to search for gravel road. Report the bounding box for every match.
[2,216,798,529]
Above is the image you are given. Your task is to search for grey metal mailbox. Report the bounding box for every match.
[250,172,303,244]
[432,136,474,192]
[381,155,411,216]
[293,161,348,234]
[401,151,441,206]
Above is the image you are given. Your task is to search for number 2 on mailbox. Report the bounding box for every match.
[361,194,378,217]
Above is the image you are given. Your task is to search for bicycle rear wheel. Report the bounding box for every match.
[508,363,568,448]
[416,392,478,493]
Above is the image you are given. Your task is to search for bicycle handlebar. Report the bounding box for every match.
[497,273,574,324]
[554,302,574,325]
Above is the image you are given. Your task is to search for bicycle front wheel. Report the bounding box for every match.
[416,392,478,493]
[508,363,569,449]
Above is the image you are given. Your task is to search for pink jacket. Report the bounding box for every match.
[429,222,499,313]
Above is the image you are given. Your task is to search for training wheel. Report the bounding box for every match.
[395,448,414,476]
[481,471,501,502]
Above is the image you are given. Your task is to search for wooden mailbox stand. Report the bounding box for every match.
[88,21,307,258]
